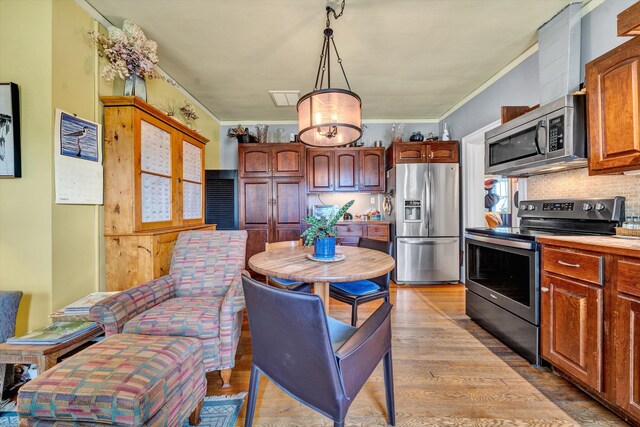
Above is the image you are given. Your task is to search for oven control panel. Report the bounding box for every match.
[518,197,625,222]
[542,202,574,211]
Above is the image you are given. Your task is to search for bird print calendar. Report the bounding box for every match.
[54,109,103,204]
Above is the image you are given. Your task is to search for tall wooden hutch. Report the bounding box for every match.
[102,97,213,291]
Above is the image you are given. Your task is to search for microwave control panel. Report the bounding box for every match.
[548,116,564,152]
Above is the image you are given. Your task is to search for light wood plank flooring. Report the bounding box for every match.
[207,284,626,426]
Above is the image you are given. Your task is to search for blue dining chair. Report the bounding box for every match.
[330,238,393,326]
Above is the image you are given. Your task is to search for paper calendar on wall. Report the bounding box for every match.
[54,109,103,205]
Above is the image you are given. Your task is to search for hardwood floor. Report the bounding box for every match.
[207,284,626,426]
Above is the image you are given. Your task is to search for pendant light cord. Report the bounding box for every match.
[313,0,351,92]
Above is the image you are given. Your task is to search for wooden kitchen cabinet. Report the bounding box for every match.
[307,149,334,192]
[239,176,305,266]
[387,141,459,169]
[586,36,640,175]
[539,237,640,425]
[426,142,459,163]
[102,96,211,291]
[307,147,386,193]
[239,143,305,178]
[334,150,359,192]
[614,292,640,421]
[335,222,390,246]
[360,149,385,192]
[541,273,604,392]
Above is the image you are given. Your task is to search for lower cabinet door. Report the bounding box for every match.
[541,273,604,392]
[614,293,640,421]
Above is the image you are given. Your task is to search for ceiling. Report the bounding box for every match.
[86,0,578,122]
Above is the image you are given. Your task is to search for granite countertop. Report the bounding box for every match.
[538,235,640,257]
[337,220,391,225]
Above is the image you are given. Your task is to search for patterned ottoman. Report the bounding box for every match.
[17,334,206,426]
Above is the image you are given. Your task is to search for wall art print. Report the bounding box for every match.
[59,111,99,161]
[0,82,21,178]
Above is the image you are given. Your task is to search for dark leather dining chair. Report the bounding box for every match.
[241,275,395,427]
[330,238,393,326]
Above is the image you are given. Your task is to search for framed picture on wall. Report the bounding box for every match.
[0,82,21,178]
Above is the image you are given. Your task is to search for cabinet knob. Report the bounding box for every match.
[541,287,549,293]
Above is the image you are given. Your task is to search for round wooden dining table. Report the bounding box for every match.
[248,245,395,313]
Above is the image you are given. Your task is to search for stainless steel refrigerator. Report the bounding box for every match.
[386,163,460,284]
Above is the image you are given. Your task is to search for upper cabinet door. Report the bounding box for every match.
[272,144,305,177]
[307,149,334,192]
[239,145,271,177]
[360,148,385,192]
[334,150,359,192]
[587,36,640,175]
[395,144,425,163]
[136,113,175,231]
[426,142,459,163]
[181,136,205,226]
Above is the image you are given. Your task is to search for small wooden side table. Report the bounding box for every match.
[0,327,103,375]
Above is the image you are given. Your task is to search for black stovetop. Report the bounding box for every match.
[464,227,567,242]
[466,197,625,242]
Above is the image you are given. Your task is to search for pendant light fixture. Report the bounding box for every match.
[297,0,362,147]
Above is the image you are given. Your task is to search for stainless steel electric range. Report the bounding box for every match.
[464,197,625,366]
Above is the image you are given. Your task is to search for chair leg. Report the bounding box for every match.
[244,364,261,427]
[351,303,358,327]
[334,421,345,427]
[188,399,204,426]
[383,349,396,426]
[0,364,6,398]
[220,368,232,388]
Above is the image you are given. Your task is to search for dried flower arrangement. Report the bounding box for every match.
[89,20,159,81]
[227,124,248,139]
[179,102,199,126]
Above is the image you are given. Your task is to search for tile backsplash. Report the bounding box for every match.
[307,193,383,218]
[526,167,640,216]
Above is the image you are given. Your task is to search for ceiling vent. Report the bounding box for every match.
[269,91,300,107]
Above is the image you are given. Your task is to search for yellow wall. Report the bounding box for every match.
[0,0,54,334]
[0,0,220,333]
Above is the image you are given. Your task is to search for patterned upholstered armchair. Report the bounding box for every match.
[91,230,248,387]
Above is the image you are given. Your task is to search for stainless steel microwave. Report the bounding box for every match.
[484,95,587,177]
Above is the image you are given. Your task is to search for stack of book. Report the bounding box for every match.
[63,292,119,315]
[7,322,100,345]
[50,292,119,322]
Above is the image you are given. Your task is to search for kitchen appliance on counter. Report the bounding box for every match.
[387,163,460,284]
[485,95,587,177]
[465,197,625,365]
[313,204,338,220]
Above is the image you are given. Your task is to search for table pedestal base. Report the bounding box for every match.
[313,282,330,314]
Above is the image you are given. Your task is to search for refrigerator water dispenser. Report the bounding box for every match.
[404,200,421,222]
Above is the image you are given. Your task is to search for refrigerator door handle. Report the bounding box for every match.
[428,167,434,235]
[424,168,431,234]
[397,237,459,244]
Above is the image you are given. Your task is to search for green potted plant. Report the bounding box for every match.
[301,200,354,259]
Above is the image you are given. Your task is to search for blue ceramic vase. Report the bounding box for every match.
[314,237,336,259]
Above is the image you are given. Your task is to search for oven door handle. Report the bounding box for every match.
[464,233,535,250]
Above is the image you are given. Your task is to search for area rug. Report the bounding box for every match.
[0,393,246,427]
